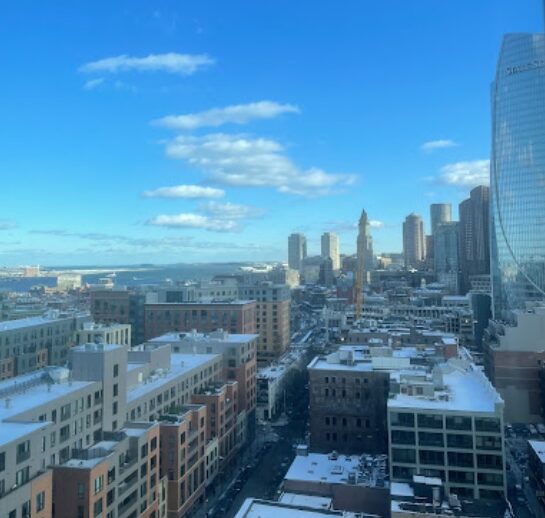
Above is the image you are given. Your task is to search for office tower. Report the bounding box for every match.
[459,186,490,294]
[403,213,426,269]
[288,233,307,271]
[434,222,460,293]
[430,204,452,236]
[321,231,340,271]
[490,33,545,319]
[355,209,369,319]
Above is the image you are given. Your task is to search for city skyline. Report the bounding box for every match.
[0,1,542,266]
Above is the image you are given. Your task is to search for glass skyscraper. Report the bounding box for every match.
[491,33,545,318]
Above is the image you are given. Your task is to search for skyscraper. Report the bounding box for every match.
[403,213,426,269]
[490,33,545,318]
[459,185,490,294]
[355,209,369,319]
[430,203,452,235]
[321,232,340,270]
[288,233,307,271]
[434,221,460,293]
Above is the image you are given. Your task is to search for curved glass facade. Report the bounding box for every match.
[491,33,545,318]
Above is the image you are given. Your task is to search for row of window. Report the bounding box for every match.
[390,412,501,432]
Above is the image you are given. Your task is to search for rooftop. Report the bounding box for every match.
[149,330,259,344]
[0,311,87,332]
[284,451,389,489]
[529,440,545,463]
[127,353,220,403]
[234,499,357,518]
[388,359,503,413]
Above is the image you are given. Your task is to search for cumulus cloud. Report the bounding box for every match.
[200,201,264,219]
[369,220,384,229]
[142,185,225,199]
[439,159,490,187]
[421,139,458,152]
[83,77,105,90]
[165,133,356,196]
[154,101,300,130]
[79,52,214,76]
[146,213,237,232]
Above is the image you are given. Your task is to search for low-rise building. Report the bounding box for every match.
[282,448,389,517]
[388,358,506,500]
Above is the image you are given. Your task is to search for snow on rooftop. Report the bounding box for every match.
[0,421,51,448]
[529,440,545,463]
[279,494,332,510]
[284,452,388,488]
[150,331,258,344]
[0,312,85,332]
[127,353,219,403]
[389,361,503,413]
[234,499,353,518]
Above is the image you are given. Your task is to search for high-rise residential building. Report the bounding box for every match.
[288,233,307,271]
[355,209,370,319]
[491,33,545,319]
[459,186,490,294]
[321,232,340,271]
[403,213,426,269]
[430,204,452,236]
[434,222,460,293]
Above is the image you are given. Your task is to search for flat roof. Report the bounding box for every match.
[235,499,354,518]
[127,353,220,403]
[150,332,259,344]
[529,440,545,463]
[284,452,388,488]
[0,313,83,332]
[388,361,502,413]
[278,494,332,510]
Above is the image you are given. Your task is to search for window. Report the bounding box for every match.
[476,435,501,451]
[475,418,500,433]
[392,448,416,463]
[390,412,415,427]
[419,449,444,466]
[0,452,5,472]
[417,414,443,429]
[447,433,473,449]
[36,491,46,512]
[94,474,104,494]
[113,364,119,377]
[446,416,472,431]
[391,429,415,445]
[94,498,103,517]
[113,384,118,397]
[16,440,31,463]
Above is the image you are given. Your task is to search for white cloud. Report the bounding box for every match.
[439,159,490,187]
[79,52,214,76]
[83,77,105,90]
[147,213,237,232]
[0,220,17,231]
[421,139,458,152]
[165,133,356,196]
[200,201,264,219]
[142,185,225,199]
[369,220,384,229]
[154,101,300,130]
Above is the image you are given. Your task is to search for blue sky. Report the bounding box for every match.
[0,0,542,266]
